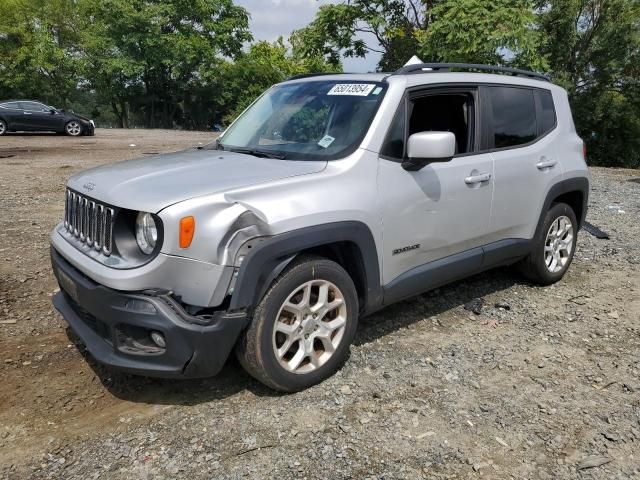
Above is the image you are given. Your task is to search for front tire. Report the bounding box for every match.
[519,202,578,285]
[65,120,82,136]
[0,119,7,135]
[236,256,359,392]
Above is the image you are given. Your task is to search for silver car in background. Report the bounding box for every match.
[50,63,589,391]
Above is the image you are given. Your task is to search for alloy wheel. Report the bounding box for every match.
[544,215,574,273]
[66,121,81,136]
[272,279,347,374]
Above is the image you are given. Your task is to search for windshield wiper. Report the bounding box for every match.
[224,146,287,160]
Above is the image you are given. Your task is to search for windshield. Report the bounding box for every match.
[217,80,387,160]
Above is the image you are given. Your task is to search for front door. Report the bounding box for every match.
[377,87,495,286]
[20,101,64,131]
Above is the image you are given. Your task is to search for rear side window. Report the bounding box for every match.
[536,90,556,136]
[488,87,536,149]
[0,102,21,110]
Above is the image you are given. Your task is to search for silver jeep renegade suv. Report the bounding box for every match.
[50,63,589,391]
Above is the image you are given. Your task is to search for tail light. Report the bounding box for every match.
[582,142,587,161]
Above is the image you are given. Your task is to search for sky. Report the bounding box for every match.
[234,0,382,72]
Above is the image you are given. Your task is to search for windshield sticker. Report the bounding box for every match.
[372,86,382,95]
[327,84,376,96]
[318,135,336,148]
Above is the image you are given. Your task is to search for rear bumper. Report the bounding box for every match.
[51,247,247,378]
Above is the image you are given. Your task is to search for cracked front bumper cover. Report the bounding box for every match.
[51,247,247,378]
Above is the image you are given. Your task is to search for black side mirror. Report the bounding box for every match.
[50,109,56,114]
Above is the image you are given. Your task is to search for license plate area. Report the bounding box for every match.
[55,267,80,304]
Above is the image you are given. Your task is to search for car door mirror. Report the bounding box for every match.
[402,132,456,171]
[49,108,57,114]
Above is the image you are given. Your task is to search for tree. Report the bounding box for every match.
[537,0,640,167]
[291,0,427,71]
[0,0,83,106]
[212,38,340,125]
[293,0,546,72]
[418,0,547,70]
[79,0,252,128]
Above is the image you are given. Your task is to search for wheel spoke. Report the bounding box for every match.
[275,320,298,335]
[325,316,346,332]
[318,334,336,354]
[287,347,306,371]
[277,337,297,359]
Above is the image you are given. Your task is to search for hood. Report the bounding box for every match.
[67,148,327,213]
[67,111,91,122]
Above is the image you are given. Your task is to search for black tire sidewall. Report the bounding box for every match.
[531,202,578,283]
[254,260,359,391]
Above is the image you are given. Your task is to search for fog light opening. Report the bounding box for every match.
[150,331,166,349]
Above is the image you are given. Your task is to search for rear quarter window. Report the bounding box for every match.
[536,90,556,136]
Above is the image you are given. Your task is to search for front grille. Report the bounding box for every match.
[64,189,115,256]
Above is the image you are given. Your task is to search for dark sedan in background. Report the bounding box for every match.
[0,100,95,136]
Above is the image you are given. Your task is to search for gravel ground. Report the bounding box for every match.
[1,130,639,479]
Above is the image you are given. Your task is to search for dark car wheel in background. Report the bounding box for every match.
[65,120,82,136]
[0,119,6,135]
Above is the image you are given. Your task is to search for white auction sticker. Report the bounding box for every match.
[327,84,376,96]
[318,135,336,148]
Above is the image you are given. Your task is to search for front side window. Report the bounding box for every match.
[381,91,474,160]
[21,101,48,112]
[218,81,387,160]
[488,87,537,149]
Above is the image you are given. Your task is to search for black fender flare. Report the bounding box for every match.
[228,221,383,315]
[535,176,589,237]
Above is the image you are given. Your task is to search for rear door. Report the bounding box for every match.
[485,85,564,242]
[21,101,63,131]
[0,102,25,129]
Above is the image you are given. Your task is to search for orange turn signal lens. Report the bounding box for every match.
[179,216,195,249]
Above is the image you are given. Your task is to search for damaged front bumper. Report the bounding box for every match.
[51,247,247,378]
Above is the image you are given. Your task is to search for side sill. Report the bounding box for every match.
[382,239,531,306]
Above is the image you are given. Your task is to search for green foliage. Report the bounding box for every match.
[417,0,547,71]
[0,0,83,107]
[538,0,640,168]
[79,0,252,128]
[214,39,340,124]
[291,0,417,71]
[0,0,337,130]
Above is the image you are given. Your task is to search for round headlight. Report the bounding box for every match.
[135,212,157,254]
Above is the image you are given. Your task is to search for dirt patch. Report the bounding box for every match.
[1,130,639,479]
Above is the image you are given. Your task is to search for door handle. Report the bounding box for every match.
[464,172,492,185]
[23,111,32,115]
[536,159,557,170]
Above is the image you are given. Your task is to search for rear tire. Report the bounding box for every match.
[0,119,6,136]
[518,202,578,285]
[236,256,358,392]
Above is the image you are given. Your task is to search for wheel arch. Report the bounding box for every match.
[229,222,383,316]
[535,176,589,237]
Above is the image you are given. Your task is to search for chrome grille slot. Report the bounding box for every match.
[63,189,115,256]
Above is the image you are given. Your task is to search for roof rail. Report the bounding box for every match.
[285,72,341,81]
[392,63,550,82]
